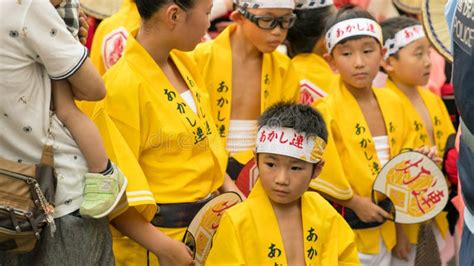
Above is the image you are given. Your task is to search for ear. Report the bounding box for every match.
[164,4,183,28]
[323,53,339,74]
[311,160,325,179]
[380,56,394,73]
[230,10,244,24]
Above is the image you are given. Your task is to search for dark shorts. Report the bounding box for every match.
[0,211,114,266]
[460,222,474,266]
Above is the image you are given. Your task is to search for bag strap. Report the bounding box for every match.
[41,99,55,167]
[40,145,54,167]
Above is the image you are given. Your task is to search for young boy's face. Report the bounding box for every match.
[326,36,383,90]
[387,37,431,87]
[257,153,322,206]
[235,8,294,53]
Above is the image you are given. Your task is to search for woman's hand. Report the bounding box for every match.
[219,173,247,200]
[347,195,391,223]
[156,237,194,266]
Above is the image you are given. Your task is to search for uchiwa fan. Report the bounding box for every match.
[421,0,453,63]
[393,0,422,14]
[80,0,123,19]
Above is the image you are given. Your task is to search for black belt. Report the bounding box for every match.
[332,198,394,229]
[151,194,216,228]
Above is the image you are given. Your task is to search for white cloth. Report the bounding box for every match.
[0,0,88,218]
[226,120,258,154]
[358,237,391,266]
[234,0,295,9]
[210,0,230,21]
[295,0,333,9]
[465,208,474,233]
[373,135,390,166]
[180,90,197,114]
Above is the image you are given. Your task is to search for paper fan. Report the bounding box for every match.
[80,0,123,19]
[393,0,422,14]
[421,0,453,63]
[182,192,242,265]
[372,151,448,224]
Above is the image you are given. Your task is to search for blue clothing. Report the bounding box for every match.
[460,222,474,266]
[451,2,474,253]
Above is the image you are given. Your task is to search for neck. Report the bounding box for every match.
[391,77,419,98]
[230,26,263,60]
[344,81,374,101]
[312,40,326,57]
[136,24,172,67]
[270,198,301,215]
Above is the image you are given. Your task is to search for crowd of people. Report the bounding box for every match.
[0,0,473,265]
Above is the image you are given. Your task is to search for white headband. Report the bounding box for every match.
[383,25,425,59]
[256,126,326,164]
[234,0,295,9]
[325,18,383,53]
[295,0,333,9]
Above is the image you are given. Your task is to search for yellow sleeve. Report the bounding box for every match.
[399,100,418,151]
[311,100,353,200]
[206,213,245,265]
[90,25,107,76]
[282,60,302,102]
[91,86,156,221]
[321,214,360,266]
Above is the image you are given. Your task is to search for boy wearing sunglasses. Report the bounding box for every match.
[192,0,300,186]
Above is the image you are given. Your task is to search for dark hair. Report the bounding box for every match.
[136,0,196,20]
[324,5,379,51]
[286,6,333,57]
[258,102,328,142]
[381,16,420,59]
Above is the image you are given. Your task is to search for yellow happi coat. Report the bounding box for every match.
[387,79,455,244]
[92,29,227,266]
[292,53,339,104]
[80,0,140,117]
[311,78,416,254]
[192,24,300,164]
[206,179,360,265]
[89,0,140,75]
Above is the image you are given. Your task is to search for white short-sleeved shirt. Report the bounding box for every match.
[0,0,88,218]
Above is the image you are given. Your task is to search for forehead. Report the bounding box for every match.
[247,8,293,16]
[400,37,430,52]
[335,36,380,49]
[259,153,309,164]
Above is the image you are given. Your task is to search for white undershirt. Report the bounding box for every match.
[180,90,197,114]
[226,120,258,154]
[373,135,390,166]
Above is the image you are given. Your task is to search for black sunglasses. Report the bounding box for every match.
[239,9,297,30]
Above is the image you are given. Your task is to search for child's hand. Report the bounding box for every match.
[349,195,391,223]
[78,10,89,46]
[416,145,442,164]
[392,223,411,261]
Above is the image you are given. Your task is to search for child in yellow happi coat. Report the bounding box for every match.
[308,6,436,265]
[287,0,338,104]
[380,16,456,265]
[89,0,139,75]
[192,0,300,183]
[90,0,243,265]
[207,102,360,265]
